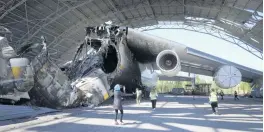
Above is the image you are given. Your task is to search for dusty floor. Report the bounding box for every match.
[0,94,263,132]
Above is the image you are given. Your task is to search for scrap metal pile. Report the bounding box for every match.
[0,23,128,109]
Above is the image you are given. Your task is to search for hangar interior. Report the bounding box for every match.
[0,1,263,130]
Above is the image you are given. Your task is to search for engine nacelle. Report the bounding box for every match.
[156,50,181,77]
[214,65,242,88]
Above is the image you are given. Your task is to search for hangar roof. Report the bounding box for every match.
[0,0,263,63]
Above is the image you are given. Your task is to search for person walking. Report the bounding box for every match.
[209,89,219,115]
[113,84,124,125]
[136,88,142,105]
[234,91,239,100]
[149,88,158,110]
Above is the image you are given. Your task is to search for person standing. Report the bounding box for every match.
[149,88,158,110]
[113,84,124,125]
[234,91,239,100]
[136,88,142,105]
[192,89,195,100]
[209,89,219,115]
[220,90,224,100]
[123,85,126,93]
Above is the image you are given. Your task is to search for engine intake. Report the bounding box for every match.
[214,65,242,88]
[156,50,181,77]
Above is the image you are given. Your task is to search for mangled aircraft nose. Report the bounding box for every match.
[101,45,118,74]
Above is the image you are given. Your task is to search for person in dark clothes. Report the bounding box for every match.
[149,88,158,110]
[234,91,239,100]
[113,84,124,125]
[113,84,133,125]
[220,90,224,100]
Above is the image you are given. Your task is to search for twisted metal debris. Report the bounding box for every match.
[0,23,126,108]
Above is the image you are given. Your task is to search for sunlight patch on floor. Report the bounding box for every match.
[244,108,262,111]
[152,116,206,121]
[164,122,215,131]
[220,117,262,121]
[96,109,151,114]
[205,114,251,117]
[209,118,263,124]
[76,118,140,128]
[216,128,252,132]
[249,128,263,131]
[153,113,194,116]
[137,123,170,131]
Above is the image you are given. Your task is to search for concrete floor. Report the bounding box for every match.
[0,95,263,132]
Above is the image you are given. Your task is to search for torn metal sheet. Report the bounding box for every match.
[0,23,162,108]
[0,28,34,102]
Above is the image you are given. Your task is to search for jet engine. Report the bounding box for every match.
[214,65,242,88]
[156,50,181,77]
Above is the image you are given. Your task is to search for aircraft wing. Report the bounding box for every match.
[151,47,262,82]
[126,28,262,83]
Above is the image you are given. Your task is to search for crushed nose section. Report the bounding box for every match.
[29,23,124,108]
[0,24,127,108]
[29,61,84,108]
[73,68,112,106]
[28,41,83,109]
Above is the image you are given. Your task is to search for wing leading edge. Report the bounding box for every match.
[182,47,262,82]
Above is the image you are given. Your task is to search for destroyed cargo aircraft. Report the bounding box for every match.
[0,23,262,109]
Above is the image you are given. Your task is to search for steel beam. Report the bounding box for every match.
[33,0,68,29]
[0,0,15,13]
[62,2,96,24]
[20,0,95,47]
[47,21,85,48]
[146,0,158,24]
[107,0,127,20]
[0,0,28,20]
[183,0,186,15]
